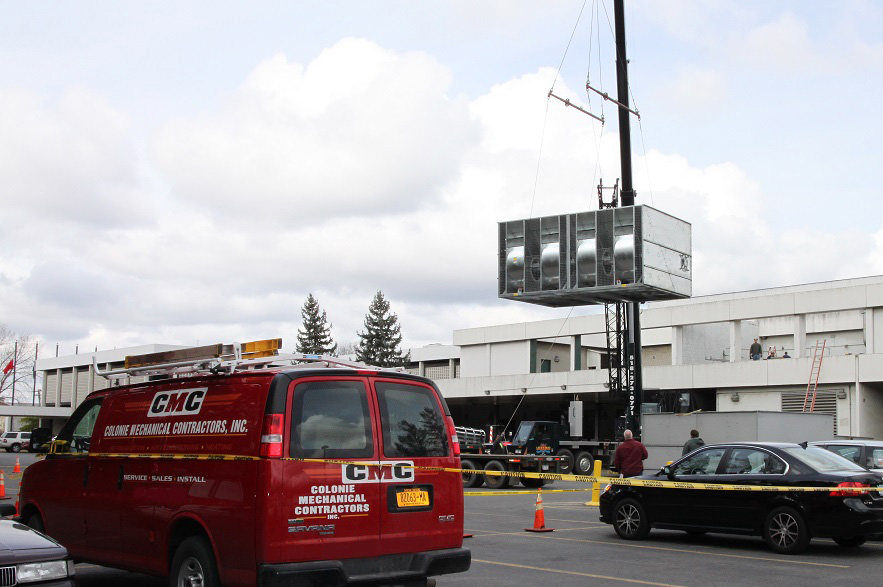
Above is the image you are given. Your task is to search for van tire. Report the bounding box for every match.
[170,536,219,587]
[483,460,510,490]
[24,513,45,534]
[10,444,20,453]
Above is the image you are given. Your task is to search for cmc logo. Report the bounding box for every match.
[342,461,414,484]
[148,388,207,418]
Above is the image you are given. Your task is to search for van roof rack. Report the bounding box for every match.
[94,338,403,381]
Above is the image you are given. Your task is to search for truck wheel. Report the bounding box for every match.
[170,536,220,587]
[521,478,546,488]
[483,461,510,490]
[574,451,594,476]
[460,460,484,488]
[556,449,574,475]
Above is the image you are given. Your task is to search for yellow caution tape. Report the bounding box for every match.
[39,452,882,493]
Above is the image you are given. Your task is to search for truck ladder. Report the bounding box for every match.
[802,339,827,412]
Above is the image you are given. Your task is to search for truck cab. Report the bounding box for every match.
[507,421,561,456]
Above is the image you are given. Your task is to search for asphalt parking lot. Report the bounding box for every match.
[1,454,880,586]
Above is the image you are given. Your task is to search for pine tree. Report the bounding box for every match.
[356,291,410,367]
[296,294,337,355]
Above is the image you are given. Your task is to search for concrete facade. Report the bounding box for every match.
[11,275,883,441]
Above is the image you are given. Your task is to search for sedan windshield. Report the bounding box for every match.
[784,446,867,472]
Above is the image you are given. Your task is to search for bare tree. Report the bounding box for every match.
[0,325,39,405]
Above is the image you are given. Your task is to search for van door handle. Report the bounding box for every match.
[117,465,124,490]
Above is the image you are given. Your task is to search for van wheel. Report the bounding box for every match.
[170,537,219,587]
[10,444,20,453]
[483,461,510,490]
[24,513,45,534]
[460,460,483,488]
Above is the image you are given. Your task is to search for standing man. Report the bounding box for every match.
[613,429,648,477]
[682,429,705,455]
[749,338,762,360]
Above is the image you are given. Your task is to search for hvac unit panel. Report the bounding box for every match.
[498,205,691,307]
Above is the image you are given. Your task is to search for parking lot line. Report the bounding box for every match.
[472,559,688,587]
[523,534,850,569]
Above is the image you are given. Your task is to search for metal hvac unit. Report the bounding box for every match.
[498,205,691,307]
[499,215,567,296]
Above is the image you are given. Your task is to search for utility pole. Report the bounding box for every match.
[614,0,643,438]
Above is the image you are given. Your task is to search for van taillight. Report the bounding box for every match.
[445,416,460,456]
[260,414,284,458]
[830,481,868,496]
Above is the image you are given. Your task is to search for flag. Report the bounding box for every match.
[2,360,12,375]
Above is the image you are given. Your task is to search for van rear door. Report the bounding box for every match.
[283,377,381,562]
[372,378,464,555]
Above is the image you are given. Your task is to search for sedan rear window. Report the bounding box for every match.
[784,446,867,472]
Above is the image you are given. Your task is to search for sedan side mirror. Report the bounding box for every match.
[662,465,674,480]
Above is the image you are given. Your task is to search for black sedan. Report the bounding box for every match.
[599,442,883,554]
[0,505,74,585]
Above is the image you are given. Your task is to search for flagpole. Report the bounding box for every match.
[32,341,38,406]
[10,340,17,406]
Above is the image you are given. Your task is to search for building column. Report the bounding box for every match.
[529,340,538,373]
[448,358,456,379]
[671,326,684,366]
[570,335,582,371]
[418,361,425,377]
[54,368,61,407]
[794,314,807,358]
[864,309,875,354]
[729,320,742,362]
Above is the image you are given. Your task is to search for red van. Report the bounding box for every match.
[18,342,470,586]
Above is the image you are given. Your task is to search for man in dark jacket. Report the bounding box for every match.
[682,429,705,455]
[613,429,648,477]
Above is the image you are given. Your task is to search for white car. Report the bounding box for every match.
[0,431,31,453]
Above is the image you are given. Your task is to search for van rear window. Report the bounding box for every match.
[376,382,448,458]
[291,380,373,459]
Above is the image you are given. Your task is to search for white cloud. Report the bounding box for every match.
[152,39,478,225]
[0,87,150,229]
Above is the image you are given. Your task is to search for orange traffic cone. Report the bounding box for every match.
[13,458,20,474]
[0,472,5,498]
[525,488,554,533]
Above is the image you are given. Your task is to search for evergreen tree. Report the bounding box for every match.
[356,291,410,367]
[296,294,337,355]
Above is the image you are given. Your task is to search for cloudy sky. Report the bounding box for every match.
[2,0,882,357]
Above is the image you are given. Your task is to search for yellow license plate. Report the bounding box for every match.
[396,488,429,508]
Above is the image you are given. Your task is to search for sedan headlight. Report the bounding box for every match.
[16,559,72,583]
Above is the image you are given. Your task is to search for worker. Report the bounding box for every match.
[682,429,705,455]
[613,429,648,478]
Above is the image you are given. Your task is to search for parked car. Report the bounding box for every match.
[0,431,31,453]
[599,442,883,554]
[28,428,52,454]
[0,504,75,585]
[809,440,883,475]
